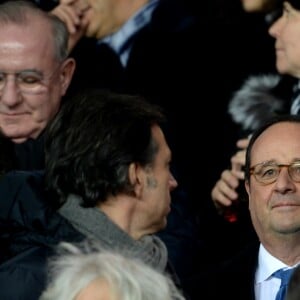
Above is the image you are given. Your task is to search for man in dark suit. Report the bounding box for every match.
[204,0,300,284]
[190,114,300,300]
[209,0,300,266]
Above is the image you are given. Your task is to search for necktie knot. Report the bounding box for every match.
[272,268,294,300]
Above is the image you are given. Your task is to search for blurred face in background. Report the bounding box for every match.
[83,0,147,39]
[269,2,300,78]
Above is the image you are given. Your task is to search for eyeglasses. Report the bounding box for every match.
[250,161,300,185]
[0,65,61,95]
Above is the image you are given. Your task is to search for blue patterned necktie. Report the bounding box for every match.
[272,268,294,300]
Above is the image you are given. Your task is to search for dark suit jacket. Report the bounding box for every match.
[186,241,259,300]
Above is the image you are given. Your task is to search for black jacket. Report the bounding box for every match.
[0,171,191,299]
[185,241,259,300]
[209,241,259,300]
[0,171,85,300]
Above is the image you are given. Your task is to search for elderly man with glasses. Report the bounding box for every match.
[0,0,75,171]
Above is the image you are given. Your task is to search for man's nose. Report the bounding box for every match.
[0,76,22,107]
[274,168,296,193]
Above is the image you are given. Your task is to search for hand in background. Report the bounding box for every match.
[50,0,91,52]
[211,137,249,214]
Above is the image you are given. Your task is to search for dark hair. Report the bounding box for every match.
[45,89,166,207]
[0,0,69,61]
[245,114,300,182]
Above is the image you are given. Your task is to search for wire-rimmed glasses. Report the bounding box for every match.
[0,65,61,95]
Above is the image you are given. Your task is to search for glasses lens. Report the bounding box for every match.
[290,163,300,182]
[254,164,279,184]
[0,67,59,95]
[19,72,48,94]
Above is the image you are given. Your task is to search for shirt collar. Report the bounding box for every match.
[99,0,159,66]
[256,243,289,284]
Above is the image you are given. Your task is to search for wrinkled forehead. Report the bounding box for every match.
[0,18,56,70]
[251,122,300,164]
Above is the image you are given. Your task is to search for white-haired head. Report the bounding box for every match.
[40,241,185,300]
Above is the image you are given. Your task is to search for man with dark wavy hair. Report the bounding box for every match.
[0,89,182,300]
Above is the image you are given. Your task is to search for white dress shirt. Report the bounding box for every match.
[255,244,297,300]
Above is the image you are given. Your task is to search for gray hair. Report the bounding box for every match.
[40,241,185,300]
[0,0,69,61]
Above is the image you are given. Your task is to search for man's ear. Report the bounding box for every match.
[128,162,144,197]
[60,57,76,95]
